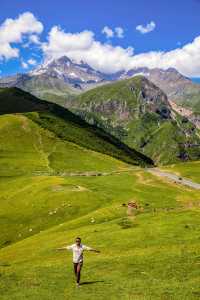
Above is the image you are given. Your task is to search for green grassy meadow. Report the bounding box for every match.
[0,112,200,299]
[0,169,200,300]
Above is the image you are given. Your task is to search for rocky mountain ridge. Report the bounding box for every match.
[0,55,200,122]
[70,76,200,164]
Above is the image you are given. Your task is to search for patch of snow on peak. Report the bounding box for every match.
[69,72,77,78]
[30,68,46,76]
[133,72,150,77]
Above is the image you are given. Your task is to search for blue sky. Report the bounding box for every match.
[1,0,200,77]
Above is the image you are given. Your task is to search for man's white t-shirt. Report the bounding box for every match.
[66,244,92,263]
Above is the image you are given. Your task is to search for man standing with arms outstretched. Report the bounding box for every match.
[57,237,100,287]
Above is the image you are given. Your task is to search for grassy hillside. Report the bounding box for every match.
[0,113,130,177]
[0,112,135,246]
[70,77,200,165]
[0,87,153,167]
[0,167,200,299]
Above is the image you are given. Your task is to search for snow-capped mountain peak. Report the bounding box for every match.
[30,56,104,84]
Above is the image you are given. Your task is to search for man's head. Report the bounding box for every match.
[75,237,81,246]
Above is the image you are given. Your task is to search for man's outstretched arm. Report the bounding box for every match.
[83,245,100,253]
[89,248,100,253]
[56,245,73,251]
[56,247,67,251]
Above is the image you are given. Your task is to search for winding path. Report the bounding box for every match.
[33,166,200,190]
[148,168,200,190]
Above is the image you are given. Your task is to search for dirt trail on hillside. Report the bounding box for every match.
[61,170,134,177]
[33,167,200,190]
[148,168,200,190]
[33,167,138,177]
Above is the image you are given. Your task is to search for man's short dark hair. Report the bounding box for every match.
[76,237,81,241]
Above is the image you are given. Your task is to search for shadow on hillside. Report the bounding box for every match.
[80,280,104,285]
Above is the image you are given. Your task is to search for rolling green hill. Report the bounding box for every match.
[0,87,153,167]
[70,76,200,165]
[0,154,200,299]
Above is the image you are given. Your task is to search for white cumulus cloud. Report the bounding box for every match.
[42,26,94,58]
[42,25,200,77]
[29,34,41,45]
[0,12,43,60]
[21,61,28,69]
[115,27,124,38]
[27,58,37,65]
[136,21,156,34]
[102,26,114,38]
[21,57,37,69]
[129,36,200,77]
[1,12,200,78]
[42,26,133,73]
[102,26,124,39]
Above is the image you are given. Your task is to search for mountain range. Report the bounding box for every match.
[0,56,200,165]
[1,56,200,115]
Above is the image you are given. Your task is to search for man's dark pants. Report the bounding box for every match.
[73,262,83,283]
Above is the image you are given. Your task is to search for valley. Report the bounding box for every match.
[0,72,199,300]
